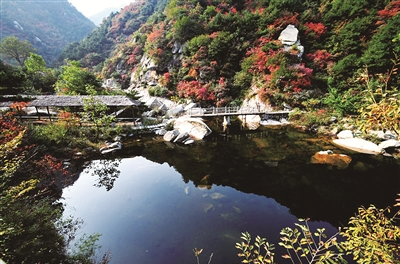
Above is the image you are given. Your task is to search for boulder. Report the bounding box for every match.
[163,130,180,142]
[310,151,352,169]
[384,131,398,140]
[260,119,282,126]
[183,138,195,145]
[167,105,184,117]
[184,102,197,111]
[378,139,400,149]
[173,132,190,143]
[173,117,212,140]
[337,130,354,139]
[333,138,382,155]
[279,24,299,45]
[100,141,122,154]
[155,128,167,136]
[238,115,261,130]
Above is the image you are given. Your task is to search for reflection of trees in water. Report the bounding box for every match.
[85,159,121,191]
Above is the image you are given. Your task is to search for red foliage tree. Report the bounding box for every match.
[377,0,400,23]
[304,22,327,38]
[306,50,332,70]
[176,80,215,105]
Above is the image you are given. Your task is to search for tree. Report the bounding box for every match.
[24,53,57,93]
[0,60,28,92]
[82,96,116,140]
[55,60,101,95]
[24,52,46,74]
[0,36,36,66]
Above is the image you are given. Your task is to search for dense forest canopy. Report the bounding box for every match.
[57,0,400,111]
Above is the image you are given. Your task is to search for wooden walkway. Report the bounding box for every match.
[186,106,291,117]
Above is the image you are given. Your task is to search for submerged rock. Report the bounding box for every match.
[310,151,352,169]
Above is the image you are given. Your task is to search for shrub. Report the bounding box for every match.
[288,108,334,127]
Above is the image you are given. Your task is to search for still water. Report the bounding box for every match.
[62,124,400,264]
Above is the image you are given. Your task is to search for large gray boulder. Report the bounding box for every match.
[167,105,184,117]
[173,117,212,140]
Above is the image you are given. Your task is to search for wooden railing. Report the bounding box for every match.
[186,107,291,117]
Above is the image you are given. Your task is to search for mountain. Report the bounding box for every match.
[1,0,96,65]
[57,0,168,83]
[89,7,127,26]
[60,0,400,110]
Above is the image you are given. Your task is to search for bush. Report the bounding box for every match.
[30,123,68,145]
[288,108,334,127]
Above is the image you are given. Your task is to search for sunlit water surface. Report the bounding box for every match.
[62,156,336,264]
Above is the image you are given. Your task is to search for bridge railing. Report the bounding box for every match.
[187,106,241,116]
[187,106,281,116]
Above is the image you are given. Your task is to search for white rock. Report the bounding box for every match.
[167,105,184,117]
[173,117,212,140]
[184,102,197,111]
[260,119,282,126]
[238,115,260,130]
[333,138,382,155]
[378,139,400,149]
[163,130,180,142]
[278,24,299,46]
[337,130,354,139]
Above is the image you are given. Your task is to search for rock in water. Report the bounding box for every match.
[173,132,189,143]
[173,117,212,140]
[163,130,180,142]
[333,138,382,155]
[310,151,352,169]
[378,139,400,150]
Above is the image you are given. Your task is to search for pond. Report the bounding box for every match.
[62,121,400,264]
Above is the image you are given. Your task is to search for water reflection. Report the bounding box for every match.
[63,125,399,263]
[63,157,340,264]
[84,159,121,191]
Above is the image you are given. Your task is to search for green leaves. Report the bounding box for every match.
[341,205,400,263]
[55,60,101,95]
[239,219,346,264]
[236,231,275,264]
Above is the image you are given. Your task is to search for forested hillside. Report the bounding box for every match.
[61,0,400,117]
[1,0,95,65]
[57,0,169,79]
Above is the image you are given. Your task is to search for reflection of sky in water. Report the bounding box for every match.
[62,156,337,264]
